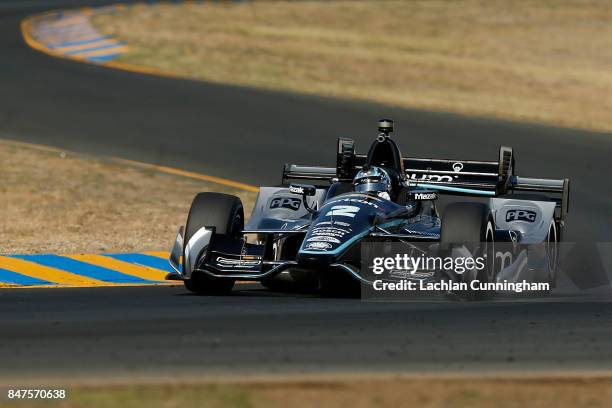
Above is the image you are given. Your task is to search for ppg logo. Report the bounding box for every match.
[506,209,536,222]
[270,197,301,211]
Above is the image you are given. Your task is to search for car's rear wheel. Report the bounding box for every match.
[501,193,560,291]
[441,202,496,300]
[182,192,243,295]
[545,219,559,286]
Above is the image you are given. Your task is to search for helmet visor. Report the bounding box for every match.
[354,181,388,194]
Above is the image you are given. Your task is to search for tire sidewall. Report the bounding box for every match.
[182,192,244,294]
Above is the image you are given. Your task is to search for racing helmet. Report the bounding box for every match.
[353,166,391,196]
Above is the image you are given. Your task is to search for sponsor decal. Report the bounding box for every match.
[289,185,304,195]
[314,221,353,229]
[215,257,261,268]
[305,241,333,250]
[413,192,438,200]
[408,173,455,183]
[401,228,440,238]
[307,236,341,244]
[325,205,360,218]
[328,197,382,209]
[452,162,464,173]
[311,226,351,238]
[506,209,537,222]
[270,197,301,211]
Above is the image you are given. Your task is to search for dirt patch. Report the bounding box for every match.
[5,375,612,407]
[92,0,612,133]
[0,140,256,254]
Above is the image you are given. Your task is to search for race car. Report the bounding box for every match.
[169,119,570,298]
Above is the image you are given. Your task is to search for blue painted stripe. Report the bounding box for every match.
[65,42,126,55]
[88,54,120,62]
[51,39,112,50]
[49,36,110,48]
[11,255,153,283]
[105,254,174,273]
[0,268,51,286]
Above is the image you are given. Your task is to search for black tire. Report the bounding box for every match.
[545,220,559,287]
[319,269,360,298]
[441,202,496,300]
[183,192,243,295]
[260,269,319,293]
[499,193,560,292]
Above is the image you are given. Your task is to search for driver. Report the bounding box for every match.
[352,166,392,200]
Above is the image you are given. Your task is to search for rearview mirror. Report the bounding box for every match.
[289,184,316,197]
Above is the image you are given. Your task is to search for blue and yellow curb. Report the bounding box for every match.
[22,6,130,63]
[21,1,240,66]
[0,252,176,288]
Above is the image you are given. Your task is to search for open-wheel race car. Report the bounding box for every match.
[169,119,570,298]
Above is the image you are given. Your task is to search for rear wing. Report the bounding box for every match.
[282,138,569,220]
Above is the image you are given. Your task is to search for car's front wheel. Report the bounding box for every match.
[182,192,243,295]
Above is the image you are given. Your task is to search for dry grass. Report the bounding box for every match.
[6,376,612,408]
[92,0,612,133]
[0,140,255,254]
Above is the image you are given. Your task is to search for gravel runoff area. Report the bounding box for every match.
[0,140,256,254]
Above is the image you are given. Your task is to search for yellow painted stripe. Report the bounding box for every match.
[143,251,171,259]
[0,256,103,286]
[65,254,168,282]
[115,158,259,192]
[73,45,128,58]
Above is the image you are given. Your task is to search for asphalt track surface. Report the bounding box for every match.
[1,0,612,382]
